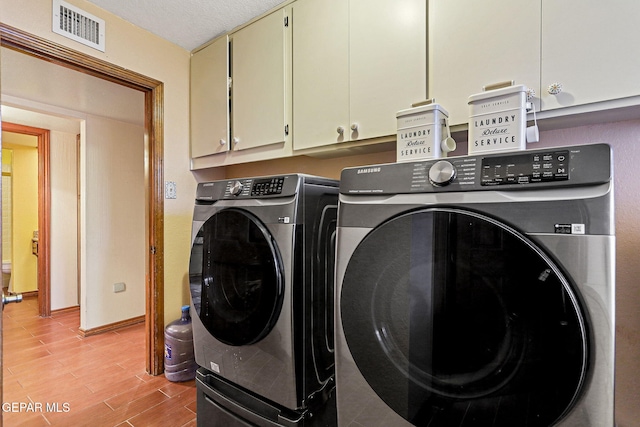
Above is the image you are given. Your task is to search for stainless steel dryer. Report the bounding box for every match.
[335,144,615,426]
[189,174,338,426]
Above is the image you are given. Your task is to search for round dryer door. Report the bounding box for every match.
[190,208,284,346]
[340,208,588,427]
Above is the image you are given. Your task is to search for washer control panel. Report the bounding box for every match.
[250,177,285,196]
[481,150,569,186]
[223,177,287,198]
[196,175,301,202]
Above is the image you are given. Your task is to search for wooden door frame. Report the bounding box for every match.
[1,123,51,317]
[0,23,165,375]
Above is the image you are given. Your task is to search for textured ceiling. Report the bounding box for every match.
[85,0,285,51]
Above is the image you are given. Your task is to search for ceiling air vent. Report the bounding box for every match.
[52,0,105,52]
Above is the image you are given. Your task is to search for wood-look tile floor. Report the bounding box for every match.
[2,296,197,426]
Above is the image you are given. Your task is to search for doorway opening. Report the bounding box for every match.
[0,23,165,375]
[1,122,51,316]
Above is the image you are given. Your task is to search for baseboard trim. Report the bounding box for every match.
[20,290,39,298]
[78,315,145,337]
[52,305,80,315]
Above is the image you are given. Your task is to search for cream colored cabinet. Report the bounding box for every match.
[229,8,290,152]
[540,0,640,111]
[190,35,229,158]
[293,0,426,150]
[292,0,349,150]
[428,0,540,126]
[429,0,640,126]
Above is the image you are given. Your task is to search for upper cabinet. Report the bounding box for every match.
[190,35,229,158]
[190,6,292,169]
[292,0,427,150]
[540,0,640,111]
[191,0,640,167]
[229,8,290,152]
[428,0,540,126]
[429,0,640,126]
[191,0,425,167]
[291,0,349,150]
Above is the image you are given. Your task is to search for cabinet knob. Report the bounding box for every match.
[547,82,563,95]
[351,123,359,132]
[525,88,536,101]
[232,137,240,145]
[337,126,345,135]
[219,139,227,146]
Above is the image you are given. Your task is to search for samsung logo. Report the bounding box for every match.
[357,167,381,174]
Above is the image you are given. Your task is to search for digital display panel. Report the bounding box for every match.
[481,150,569,186]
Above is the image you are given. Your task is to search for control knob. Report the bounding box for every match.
[229,180,243,196]
[429,160,457,187]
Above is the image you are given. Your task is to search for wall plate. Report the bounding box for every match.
[165,181,177,199]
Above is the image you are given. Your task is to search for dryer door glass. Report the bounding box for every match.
[340,208,588,427]
[190,208,284,346]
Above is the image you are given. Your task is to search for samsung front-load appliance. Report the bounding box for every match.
[189,174,338,426]
[335,144,615,426]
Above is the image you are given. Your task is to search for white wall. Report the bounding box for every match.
[50,130,78,310]
[0,47,144,126]
[81,116,145,329]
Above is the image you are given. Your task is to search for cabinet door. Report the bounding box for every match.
[231,9,288,151]
[292,0,350,150]
[541,0,640,110]
[190,36,229,158]
[350,0,427,140]
[428,0,540,126]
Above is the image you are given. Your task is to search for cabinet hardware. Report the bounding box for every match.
[548,82,563,95]
[526,88,536,101]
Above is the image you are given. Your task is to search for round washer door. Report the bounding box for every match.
[189,208,284,346]
[340,208,588,427]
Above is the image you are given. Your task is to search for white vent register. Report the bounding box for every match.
[52,0,105,52]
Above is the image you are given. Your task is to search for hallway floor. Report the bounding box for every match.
[2,295,196,426]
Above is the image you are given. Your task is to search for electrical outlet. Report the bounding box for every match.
[165,181,177,199]
[113,282,126,293]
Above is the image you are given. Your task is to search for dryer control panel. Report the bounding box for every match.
[480,150,569,186]
[340,143,612,194]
